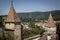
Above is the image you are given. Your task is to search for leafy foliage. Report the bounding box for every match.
[0,32,14,40]
[22,27,45,39]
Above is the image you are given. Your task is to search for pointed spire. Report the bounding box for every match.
[5,0,20,22]
[47,12,55,27]
[11,0,13,5]
[49,12,52,18]
[11,0,14,7]
[10,0,14,8]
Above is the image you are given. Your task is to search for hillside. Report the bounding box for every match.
[17,10,60,21]
[0,10,60,21]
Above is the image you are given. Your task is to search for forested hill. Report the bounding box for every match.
[17,10,60,21]
[0,10,60,21]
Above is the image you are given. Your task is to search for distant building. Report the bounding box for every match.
[44,13,56,40]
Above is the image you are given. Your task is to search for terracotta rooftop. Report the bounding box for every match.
[5,2,20,22]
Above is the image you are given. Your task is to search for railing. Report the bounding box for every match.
[24,34,40,40]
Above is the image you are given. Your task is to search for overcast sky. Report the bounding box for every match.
[0,0,60,15]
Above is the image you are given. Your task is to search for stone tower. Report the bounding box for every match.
[47,12,56,34]
[5,1,21,40]
[44,12,56,40]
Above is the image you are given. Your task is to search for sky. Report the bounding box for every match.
[0,0,60,15]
